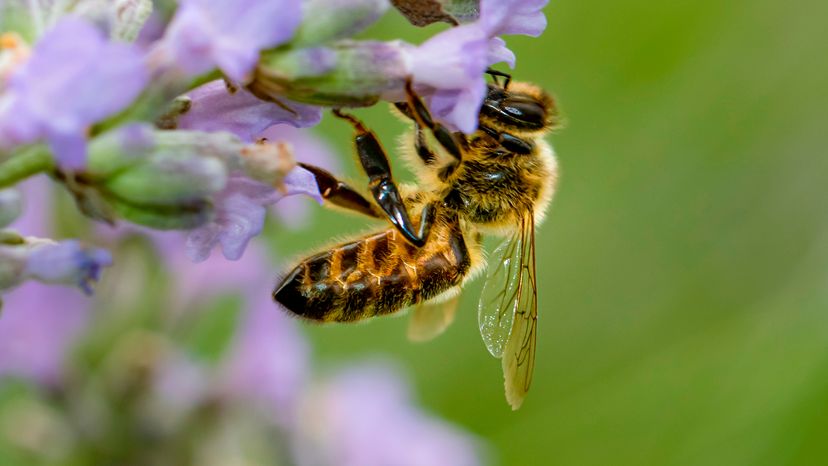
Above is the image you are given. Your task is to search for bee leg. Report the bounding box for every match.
[402,80,465,161]
[298,163,382,218]
[332,109,433,247]
[485,68,512,89]
[393,102,437,165]
[480,125,534,155]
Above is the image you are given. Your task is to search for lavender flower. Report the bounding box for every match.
[185,166,321,262]
[478,0,549,37]
[293,362,483,466]
[0,238,112,294]
[221,291,310,425]
[0,179,91,385]
[0,17,148,169]
[254,0,548,133]
[157,0,301,82]
[408,0,549,132]
[403,24,490,133]
[176,79,323,142]
[0,282,89,385]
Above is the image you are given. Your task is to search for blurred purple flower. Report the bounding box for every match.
[22,240,112,295]
[221,291,310,425]
[0,17,148,169]
[159,0,301,82]
[0,282,90,386]
[0,178,91,386]
[177,80,322,142]
[185,166,322,262]
[156,237,309,424]
[293,362,482,466]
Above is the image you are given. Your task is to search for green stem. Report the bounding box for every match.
[0,145,54,188]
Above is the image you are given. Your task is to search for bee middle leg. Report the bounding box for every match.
[332,109,434,247]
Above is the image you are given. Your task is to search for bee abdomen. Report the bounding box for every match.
[273,227,470,322]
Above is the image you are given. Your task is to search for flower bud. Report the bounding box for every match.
[78,125,239,230]
[108,198,214,231]
[252,41,407,107]
[103,152,226,205]
[0,188,21,228]
[0,237,112,294]
[293,0,390,47]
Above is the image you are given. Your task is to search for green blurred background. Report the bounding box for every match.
[269,1,828,465]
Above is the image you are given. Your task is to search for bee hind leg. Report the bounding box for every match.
[332,109,434,248]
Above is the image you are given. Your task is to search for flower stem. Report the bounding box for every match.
[0,145,55,188]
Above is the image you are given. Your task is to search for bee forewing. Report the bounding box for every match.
[501,217,538,410]
[478,232,523,357]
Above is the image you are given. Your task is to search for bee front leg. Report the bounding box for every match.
[332,109,433,247]
[298,163,382,218]
[398,79,466,162]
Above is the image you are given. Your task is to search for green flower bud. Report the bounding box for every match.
[103,151,226,205]
[69,125,242,230]
[252,41,408,107]
[0,188,21,228]
[293,0,390,47]
[108,197,214,230]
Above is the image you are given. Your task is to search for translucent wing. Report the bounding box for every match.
[501,216,538,410]
[478,227,524,358]
[478,212,538,409]
[407,292,461,342]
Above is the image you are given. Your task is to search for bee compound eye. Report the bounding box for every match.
[501,99,545,127]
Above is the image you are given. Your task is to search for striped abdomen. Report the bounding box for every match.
[273,222,471,322]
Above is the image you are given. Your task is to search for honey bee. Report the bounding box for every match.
[274,70,559,409]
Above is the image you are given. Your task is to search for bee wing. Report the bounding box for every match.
[478,225,524,358]
[478,213,538,409]
[407,291,462,342]
[501,216,538,410]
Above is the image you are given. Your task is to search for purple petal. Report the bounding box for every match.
[177,80,322,142]
[185,166,321,262]
[0,282,89,386]
[487,37,516,68]
[407,24,489,89]
[426,79,487,134]
[0,17,148,168]
[405,23,491,133]
[46,130,88,171]
[23,240,113,295]
[162,0,302,82]
[479,0,549,37]
[261,125,340,230]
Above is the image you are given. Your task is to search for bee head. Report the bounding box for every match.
[481,82,558,132]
